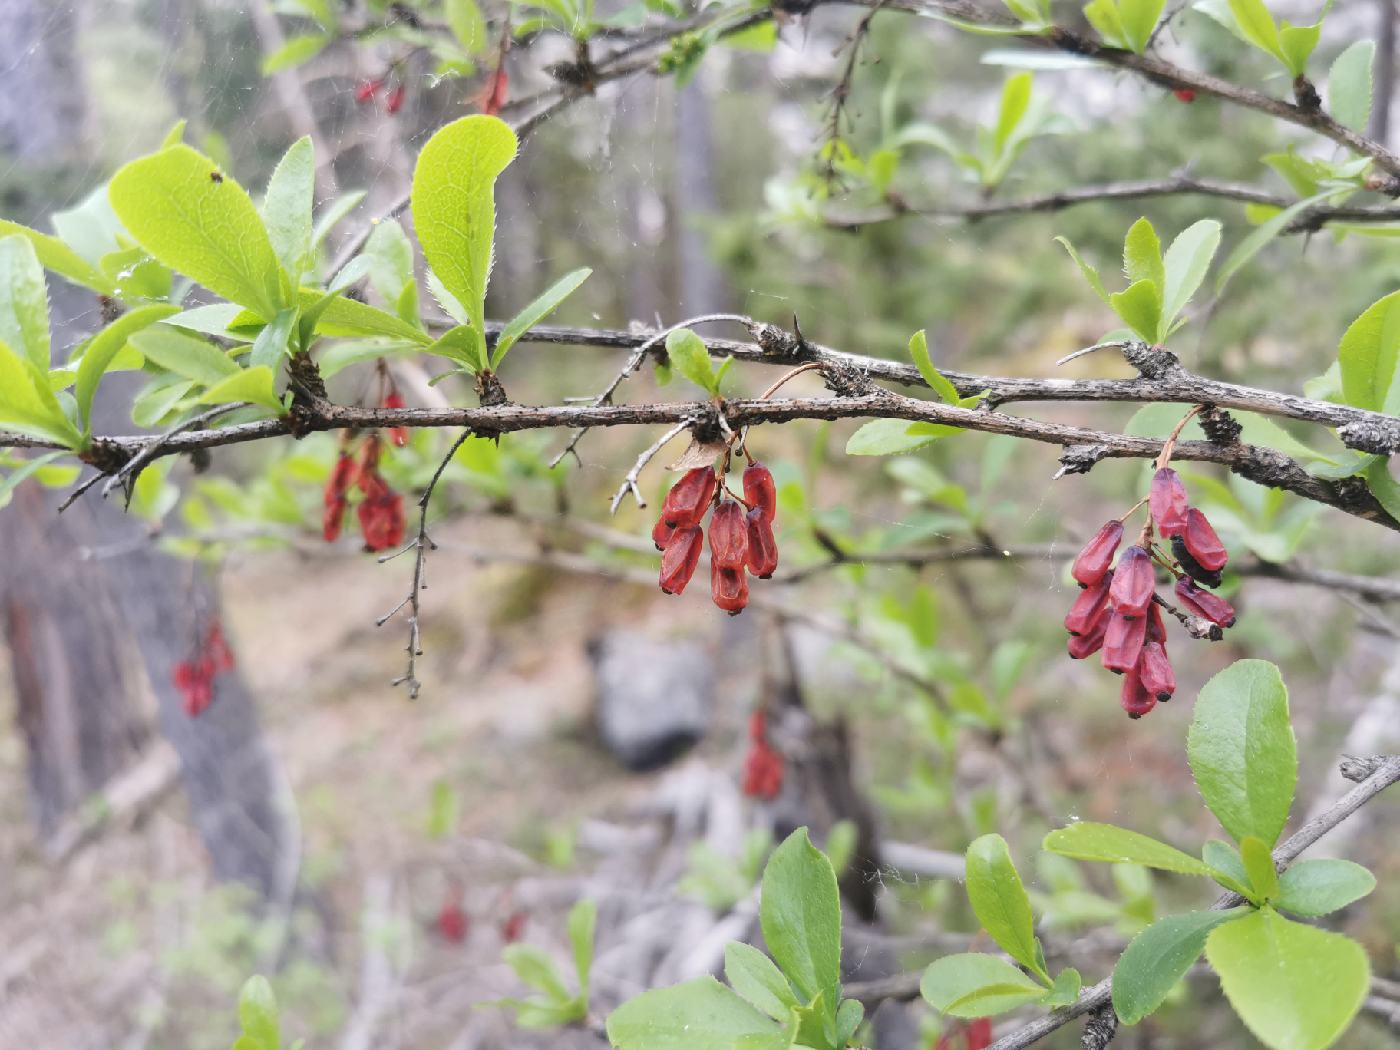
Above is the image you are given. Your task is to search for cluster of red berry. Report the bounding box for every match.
[1173,87,1197,103]
[742,711,784,800]
[323,433,407,552]
[934,1018,993,1050]
[354,77,406,114]
[433,895,527,946]
[172,620,236,717]
[653,459,778,614]
[1066,464,1235,718]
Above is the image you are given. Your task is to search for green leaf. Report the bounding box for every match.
[1240,836,1280,902]
[1056,235,1110,303]
[845,418,959,455]
[920,954,1047,1018]
[1201,840,1256,899]
[422,324,484,371]
[0,220,110,294]
[312,190,366,249]
[965,834,1045,980]
[1206,909,1369,1050]
[910,329,962,404]
[1160,219,1221,332]
[1123,217,1163,288]
[1083,0,1129,47]
[248,307,299,370]
[1118,0,1165,52]
[1188,660,1297,847]
[304,291,430,344]
[568,899,596,1001]
[1227,0,1283,63]
[605,977,787,1050]
[0,451,77,508]
[196,366,284,413]
[1337,290,1400,414]
[1216,190,1338,292]
[0,235,50,369]
[0,340,83,448]
[236,975,280,1050]
[362,218,416,310]
[1041,967,1082,1007]
[410,114,517,341]
[1112,909,1250,1024]
[836,998,864,1045]
[492,267,591,369]
[504,944,572,1002]
[724,942,798,1021]
[1278,21,1321,77]
[1108,279,1162,343]
[1043,823,1214,876]
[446,0,488,54]
[261,32,330,74]
[665,328,718,395]
[1364,457,1400,520]
[1329,40,1375,133]
[1275,859,1376,917]
[262,137,315,283]
[760,828,841,1009]
[74,304,179,431]
[993,73,1032,154]
[109,145,286,320]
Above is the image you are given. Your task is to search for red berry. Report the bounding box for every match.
[437,900,468,943]
[1067,611,1109,659]
[742,738,784,799]
[659,467,717,529]
[1102,609,1148,673]
[385,83,406,114]
[1174,88,1196,103]
[708,501,749,571]
[745,507,779,579]
[1072,520,1123,586]
[205,621,236,674]
[358,485,405,551]
[1120,666,1158,718]
[1109,545,1156,617]
[501,911,526,943]
[711,561,749,615]
[1064,571,1112,636]
[384,391,410,447]
[1175,578,1236,627]
[748,710,767,742]
[742,461,777,524]
[1181,508,1227,572]
[323,496,347,542]
[354,78,381,104]
[659,525,703,594]
[1150,468,1190,537]
[652,516,676,551]
[1137,640,1175,701]
[1145,601,1167,643]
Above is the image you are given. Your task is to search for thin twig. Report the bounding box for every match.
[608,421,690,514]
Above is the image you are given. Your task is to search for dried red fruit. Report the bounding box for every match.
[501,911,526,944]
[709,501,749,571]
[384,391,410,447]
[385,83,406,114]
[482,64,509,116]
[742,461,777,524]
[660,467,717,528]
[652,516,676,551]
[323,451,358,542]
[1067,611,1109,659]
[711,561,749,615]
[358,489,406,551]
[1064,571,1112,636]
[1072,520,1123,586]
[659,525,703,594]
[1150,468,1190,537]
[745,508,779,579]
[1174,88,1196,103]
[1145,600,1167,643]
[1109,545,1156,617]
[935,1019,994,1050]
[742,737,784,799]
[1120,667,1158,719]
[1137,640,1175,701]
[1171,535,1223,589]
[354,78,381,103]
[437,900,468,943]
[1102,609,1148,673]
[173,656,216,716]
[205,621,236,674]
[1181,508,1227,572]
[1175,578,1236,627]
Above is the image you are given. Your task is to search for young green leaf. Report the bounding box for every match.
[1337,290,1400,414]
[1041,967,1082,1007]
[1278,21,1321,76]
[1160,219,1221,332]
[235,975,280,1050]
[312,190,366,250]
[993,73,1032,154]
[304,292,431,345]
[1364,458,1400,521]
[1111,908,1250,1024]
[1117,0,1165,52]
[262,137,315,284]
[1216,190,1339,292]
[920,954,1046,1018]
[109,145,287,320]
[445,0,488,54]
[605,977,788,1050]
[0,235,51,369]
[909,329,962,404]
[1274,859,1376,918]
[1056,235,1110,303]
[835,997,865,1045]
[665,328,718,395]
[260,32,329,74]
[196,365,284,413]
[410,114,518,345]
[249,307,299,370]
[504,944,573,1002]
[568,899,596,1002]
[1108,279,1162,342]
[759,828,842,1010]
[1206,909,1369,1050]
[1188,660,1297,847]
[964,834,1045,980]
[1043,823,1214,876]
[1201,840,1256,900]
[1227,0,1283,64]
[1239,836,1280,902]
[845,419,959,456]
[423,324,485,371]
[74,304,180,431]
[0,220,110,294]
[1329,40,1376,133]
[723,942,798,1021]
[1122,217,1164,291]
[492,267,591,369]
[0,340,83,448]
[1083,0,1129,48]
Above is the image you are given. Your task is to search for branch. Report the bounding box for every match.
[986,755,1400,1050]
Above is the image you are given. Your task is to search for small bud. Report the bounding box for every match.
[1120,667,1157,718]
[711,561,749,615]
[742,461,777,524]
[1064,571,1112,635]
[745,507,779,578]
[1102,609,1148,673]
[1137,640,1175,701]
[659,525,703,594]
[1109,545,1156,617]
[659,467,717,528]
[1175,578,1236,627]
[709,501,749,571]
[1181,508,1228,571]
[1150,468,1190,537]
[1171,535,1224,588]
[1072,520,1123,586]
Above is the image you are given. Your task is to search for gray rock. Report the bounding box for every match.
[590,630,713,770]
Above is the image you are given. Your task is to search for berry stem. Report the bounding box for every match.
[1156,404,1205,469]
[758,361,825,400]
[1117,495,1148,522]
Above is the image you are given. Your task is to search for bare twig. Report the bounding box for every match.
[609,420,691,514]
